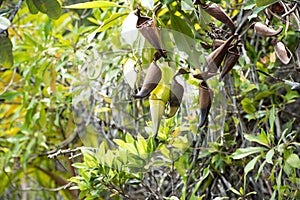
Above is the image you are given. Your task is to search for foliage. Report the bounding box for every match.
[0,0,300,200]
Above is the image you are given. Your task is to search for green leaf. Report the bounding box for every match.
[256,160,267,181]
[286,154,300,169]
[125,133,135,143]
[32,0,61,19]
[269,105,275,133]
[0,16,11,30]
[38,107,47,129]
[170,14,193,38]
[169,15,201,68]
[98,12,128,33]
[266,148,274,164]
[0,37,14,68]
[190,166,210,199]
[114,139,126,148]
[64,1,127,9]
[232,147,267,159]
[82,150,98,168]
[254,91,274,101]
[0,91,22,100]
[72,163,87,169]
[241,98,256,114]
[284,90,300,101]
[248,5,269,20]
[244,155,261,189]
[26,0,39,14]
[256,0,278,7]
[244,0,256,10]
[244,131,270,147]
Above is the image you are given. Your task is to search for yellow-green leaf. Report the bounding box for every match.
[97,12,128,33]
[244,130,270,147]
[241,98,256,114]
[64,1,127,9]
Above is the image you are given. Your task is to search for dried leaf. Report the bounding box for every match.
[206,34,237,73]
[193,72,217,80]
[202,3,236,34]
[295,41,300,71]
[274,40,292,65]
[200,42,211,50]
[219,44,240,80]
[165,68,189,118]
[135,9,167,58]
[198,81,213,128]
[212,39,225,50]
[254,22,282,37]
[132,61,162,98]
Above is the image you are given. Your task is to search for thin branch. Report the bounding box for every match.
[19,182,73,192]
[8,0,24,22]
[0,0,24,34]
[47,146,96,159]
[0,68,16,96]
[257,70,300,90]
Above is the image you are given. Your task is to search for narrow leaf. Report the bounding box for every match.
[232,147,267,159]
[244,131,270,147]
[256,0,278,7]
[244,155,261,175]
[98,12,128,33]
[64,1,127,9]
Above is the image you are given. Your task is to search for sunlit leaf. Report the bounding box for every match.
[244,155,261,180]
[232,147,267,159]
[266,148,274,164]
[97,12,128,33]
[286,154,300,169]
[244,131,270,147]
[0,16,11,30]
[64,1,127,9]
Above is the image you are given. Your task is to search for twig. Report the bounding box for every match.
[19,182,73,192]
[282,3,297,18]
[47,146,96,159]
[8,0,24,22]
[0,68,16,96]
[257,70,300,90]
[0,0,24,34]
